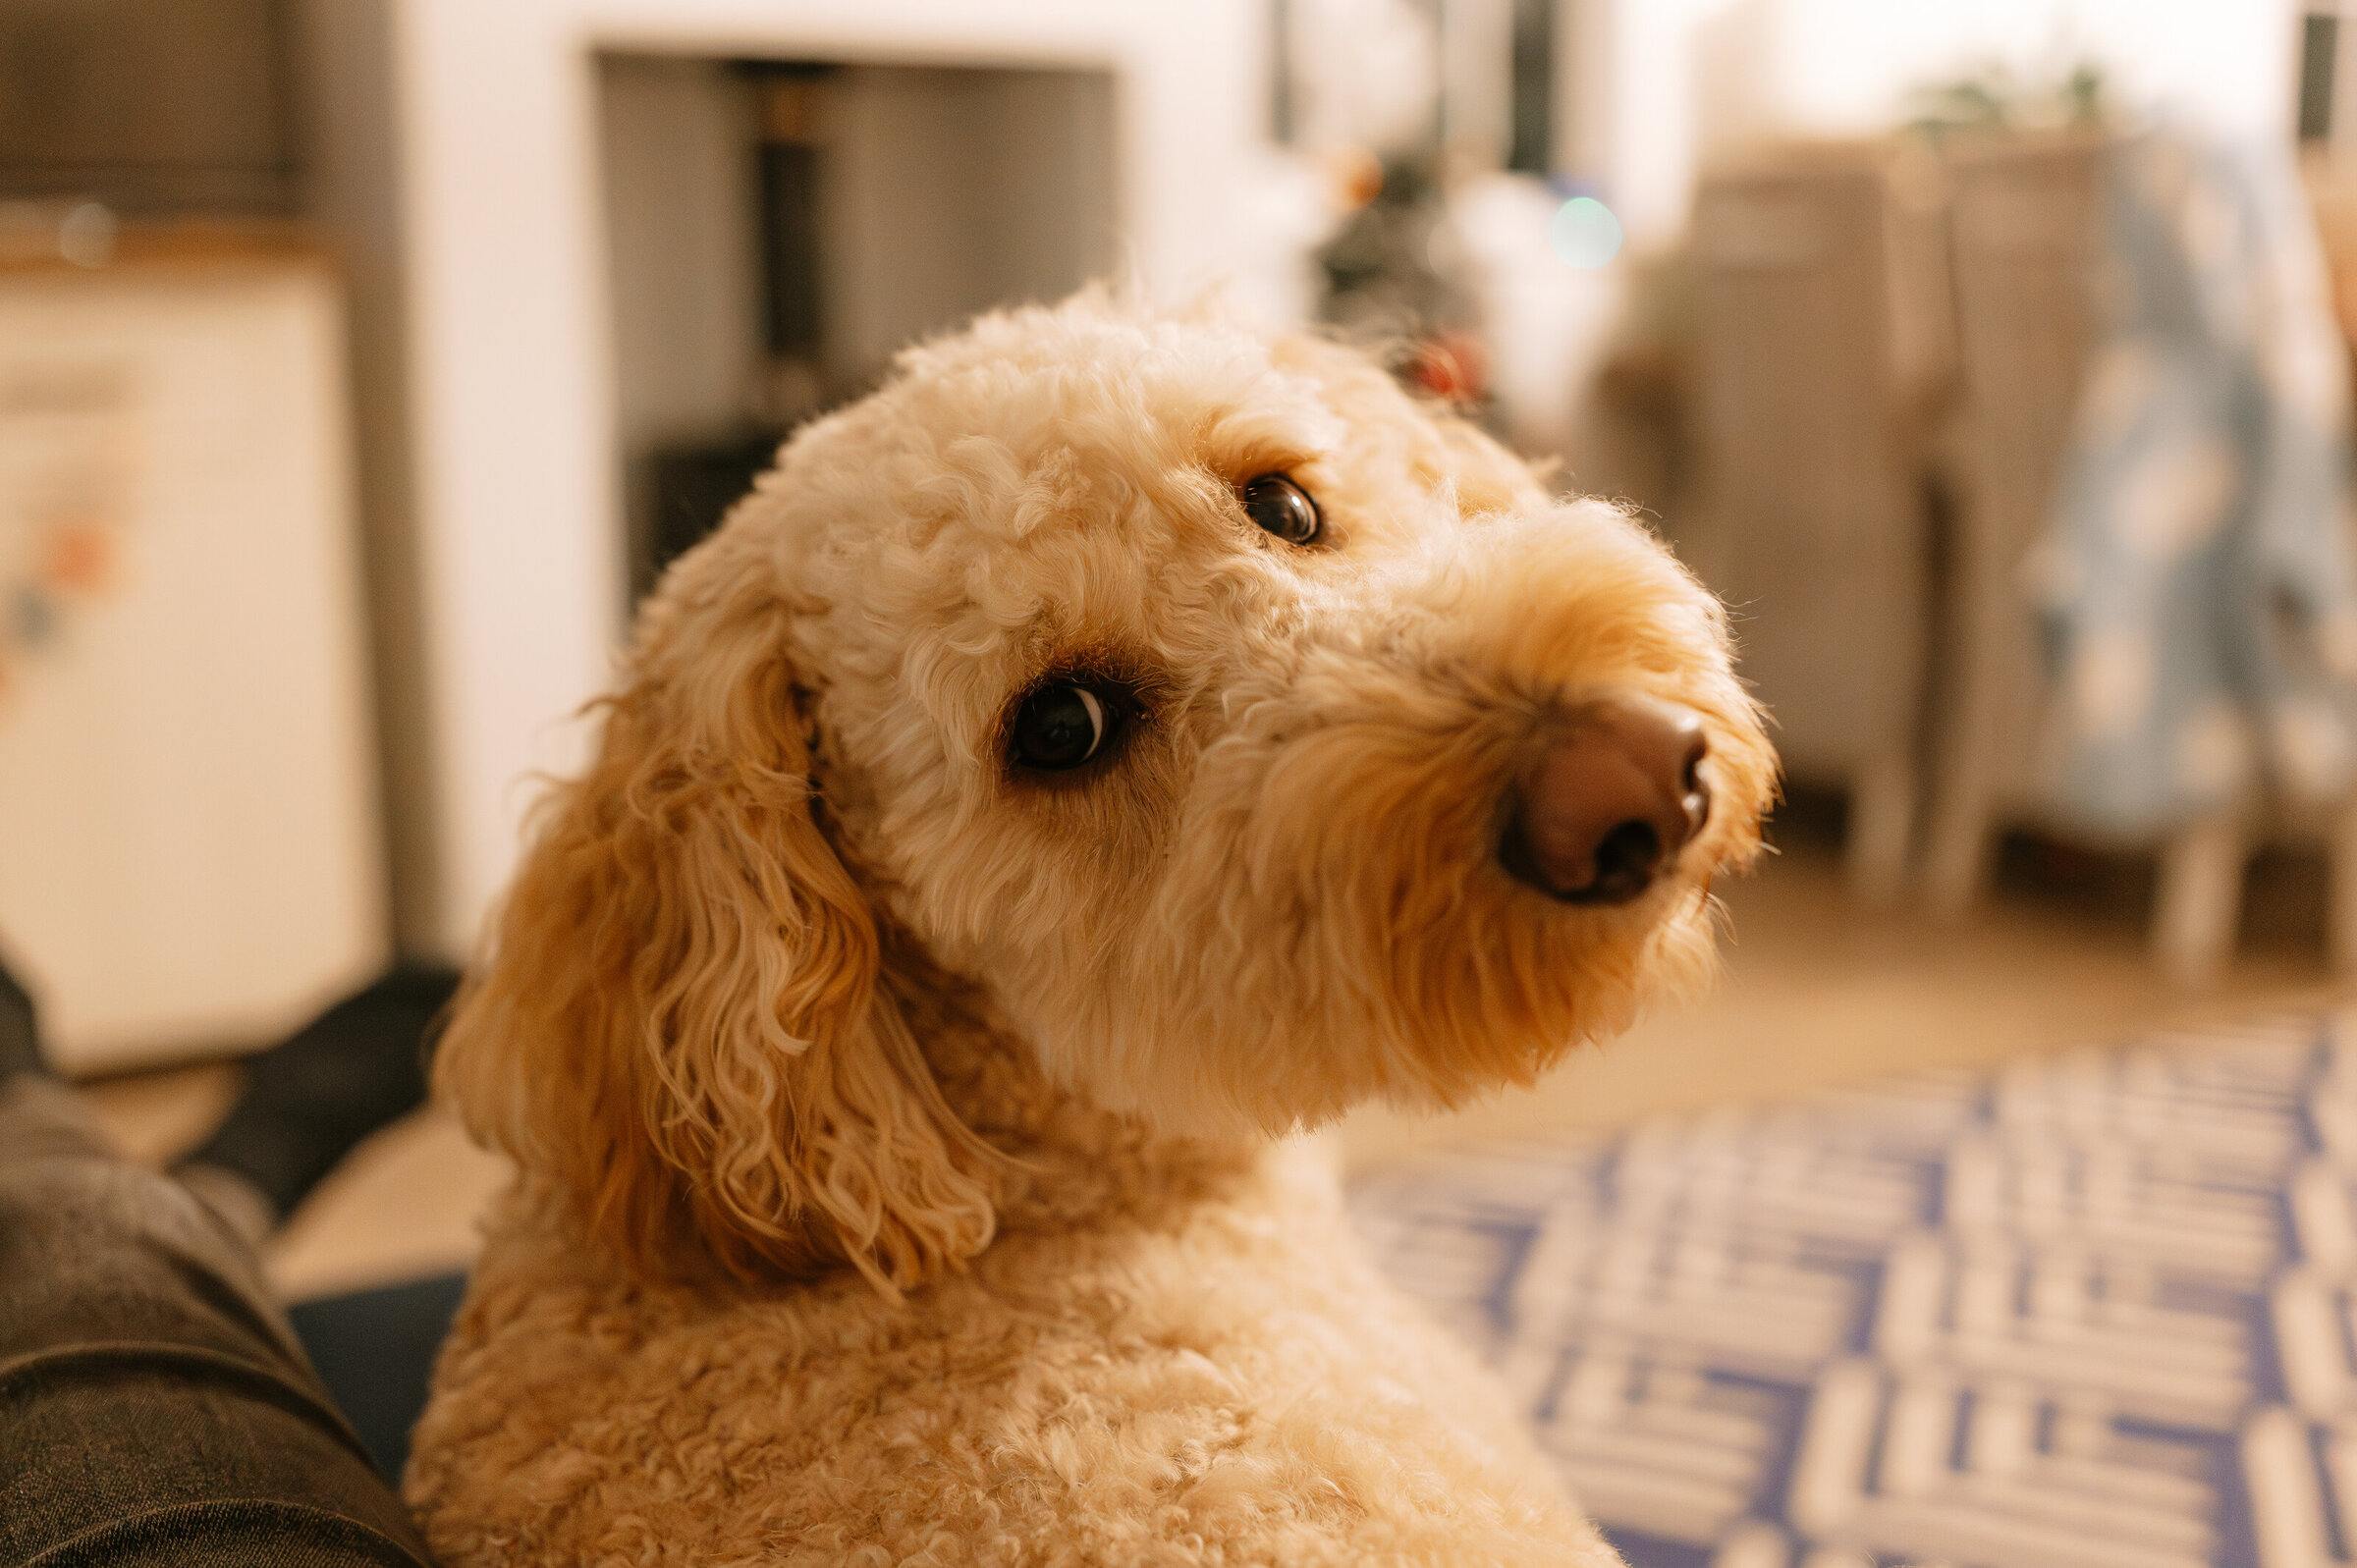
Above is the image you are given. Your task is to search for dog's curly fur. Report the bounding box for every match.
[405,293,1776,1565]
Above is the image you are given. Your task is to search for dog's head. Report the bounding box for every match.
[437,294,1775,1292]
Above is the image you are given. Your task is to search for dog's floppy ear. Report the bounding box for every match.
[434,561,996,1295]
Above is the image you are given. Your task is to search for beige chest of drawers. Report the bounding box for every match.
[0,242,384,1072]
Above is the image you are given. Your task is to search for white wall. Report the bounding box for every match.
[1760,0,2297,137]
[384,0,1263,958]
[1581,0,2304,247]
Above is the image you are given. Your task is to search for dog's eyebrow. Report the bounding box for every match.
[1203,433,1332,479]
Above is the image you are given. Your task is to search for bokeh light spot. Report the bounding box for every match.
[1549,196,1622,269]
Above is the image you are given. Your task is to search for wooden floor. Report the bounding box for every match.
[80,808,2350,1300]
[1343,825,2344,1163]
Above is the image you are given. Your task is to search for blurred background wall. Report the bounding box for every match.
[0,0,2346,1068]
[1586,0,2296,248]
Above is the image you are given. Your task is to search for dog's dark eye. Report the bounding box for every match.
[1012,682,1115,771]
[1241,473,1321,546]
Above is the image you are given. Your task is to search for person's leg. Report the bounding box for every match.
[0,966,437,1568]
[174,966,459,1244]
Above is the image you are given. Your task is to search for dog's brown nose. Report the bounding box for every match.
[1501,696,1711,905]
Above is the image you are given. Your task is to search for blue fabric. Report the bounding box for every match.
[2037,127,2357,838]
[288,1272,467,1485]
[1349,1013,2357,1568]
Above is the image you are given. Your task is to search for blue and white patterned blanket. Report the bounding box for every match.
[1351,1013,2357,1568]
[2037,126,2357,838]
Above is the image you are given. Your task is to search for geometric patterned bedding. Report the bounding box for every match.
[1347,1012,2357,1568]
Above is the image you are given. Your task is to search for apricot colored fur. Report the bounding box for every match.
[408,293,1777,1565]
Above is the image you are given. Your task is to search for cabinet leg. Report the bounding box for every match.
[2152,813,2244,988]
[1846,758,1914,906]
[2328,797,2357,976]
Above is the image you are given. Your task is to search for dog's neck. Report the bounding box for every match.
[876,924,1266,1237]
[814,762,1269,1236]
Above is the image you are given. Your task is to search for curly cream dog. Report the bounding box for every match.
[406,293,1775,1565]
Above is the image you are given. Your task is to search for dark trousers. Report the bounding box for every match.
[0,1079,435,1567]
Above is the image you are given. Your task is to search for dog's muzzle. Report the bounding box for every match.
[1499,694,1712,905]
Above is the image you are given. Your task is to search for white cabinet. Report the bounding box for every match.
[0,250,385,1072]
